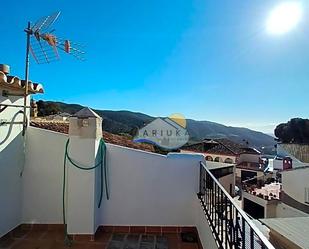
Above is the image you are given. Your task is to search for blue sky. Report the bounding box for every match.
[1,0,308,134]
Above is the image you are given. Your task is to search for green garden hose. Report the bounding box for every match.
[62,138,109,246]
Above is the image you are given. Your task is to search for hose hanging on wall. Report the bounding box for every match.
[62,137,109,246]
[0,110,27,177]
[0,110,26,145]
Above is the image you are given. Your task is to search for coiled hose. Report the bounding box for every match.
[62,138,109,246]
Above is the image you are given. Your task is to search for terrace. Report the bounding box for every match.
[0,68,275,249]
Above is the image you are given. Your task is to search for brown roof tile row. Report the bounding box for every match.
[0,71,44,94]
[183,138,244,156]
[30,121,155,153]
[182,138,261,156]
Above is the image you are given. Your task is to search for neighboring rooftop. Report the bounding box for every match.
[30,120,155,152]
[240,147,261,155]
[54,112,71,117]
[182,138,250,156]
[206,143,237,156]
[253,182,281,200]
[210,138,245,154]
[260,217,309,249]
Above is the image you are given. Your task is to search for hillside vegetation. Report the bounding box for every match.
[36,100,276,151]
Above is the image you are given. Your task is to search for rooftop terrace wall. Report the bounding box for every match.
[0,94,30,237]
[22,127,206,229]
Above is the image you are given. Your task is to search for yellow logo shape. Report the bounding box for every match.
[169,113,186,128]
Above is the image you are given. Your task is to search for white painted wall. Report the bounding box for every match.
[276,203,309,218]
[99,144,203,226]
[22,127,68,224]
[281,168,309,205]
[20,126,218,247]
[21,128,211,227]
[0,94,29,237]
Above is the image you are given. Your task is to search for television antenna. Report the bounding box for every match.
[22,11,85,135]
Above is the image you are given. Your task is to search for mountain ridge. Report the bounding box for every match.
[37,100,276,151]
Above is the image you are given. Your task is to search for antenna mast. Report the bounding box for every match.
[21,12,85,136]
[22,22,31,136]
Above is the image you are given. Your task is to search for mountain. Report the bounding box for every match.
[186,119,275,148]
[37,100,276,151]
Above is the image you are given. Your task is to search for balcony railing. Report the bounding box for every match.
[197,162,275,249]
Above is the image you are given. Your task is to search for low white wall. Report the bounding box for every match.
[281,168,309,205]
[276,203,309,218]
[21,127,218,248]
[22,127,68,224]
[22,128,205,227]
[0,95,29,237]
[99,144,203,226]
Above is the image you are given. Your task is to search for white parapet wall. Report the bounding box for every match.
[20,126,217,247]
[22,127,205,227]
[98,144,203,226]
[0,94,29,237]
[281,167,309,205]
[22,126,68,224]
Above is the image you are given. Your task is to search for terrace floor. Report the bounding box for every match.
[0,226,200,249]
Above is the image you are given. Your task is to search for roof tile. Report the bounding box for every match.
[0,71,44,94]
[30,120,155,152]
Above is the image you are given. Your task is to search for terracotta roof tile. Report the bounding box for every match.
[206,143,237,156]
[183,138,244,156]
[0,71,44,94]
[30,120,155,153]
[183,138,261,156]
[208,138,244,154]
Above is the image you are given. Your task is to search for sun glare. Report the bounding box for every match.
[266,1,303,35]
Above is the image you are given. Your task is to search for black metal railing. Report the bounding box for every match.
[197,162,275,249]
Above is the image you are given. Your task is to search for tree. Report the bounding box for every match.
[37,100,60,116]
[275,118,309,143]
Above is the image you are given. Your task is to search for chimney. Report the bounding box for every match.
[0,64,10,75]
